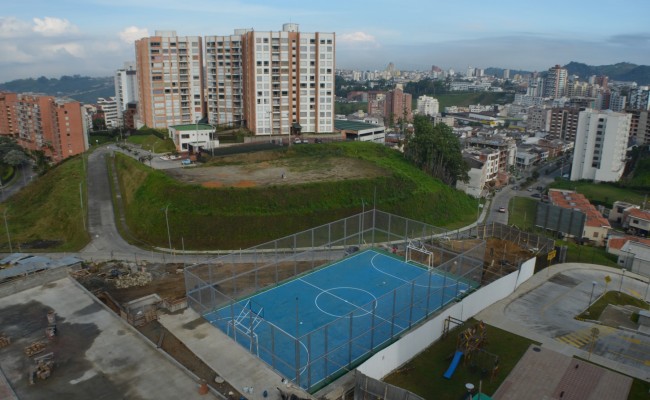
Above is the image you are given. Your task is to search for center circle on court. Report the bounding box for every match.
[315,287,377,318]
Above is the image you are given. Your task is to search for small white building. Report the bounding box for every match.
[334,120,386,143]
[416,95,439,116]
[168,124,218,152]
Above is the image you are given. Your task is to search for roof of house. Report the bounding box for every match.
[608,236,650,251]
[627,208,650,221]
[334,119,382,132]
[548,189,611,228]
[169,123,213,131]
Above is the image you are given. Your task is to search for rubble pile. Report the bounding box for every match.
[114,271,153,289]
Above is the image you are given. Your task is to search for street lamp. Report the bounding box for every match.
[587,281,597,314]
[163,204,172,251]
[3,208,11,253]
[619,268,626,296]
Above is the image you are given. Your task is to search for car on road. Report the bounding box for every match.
[315,138,323,144]
[531,193,541,198]
[527,187,533,192]
[498,207,506,213]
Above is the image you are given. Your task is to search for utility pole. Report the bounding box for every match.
[3,209,11,253]
[79,182,85,231]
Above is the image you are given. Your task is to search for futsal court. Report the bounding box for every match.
[204,248,476,390]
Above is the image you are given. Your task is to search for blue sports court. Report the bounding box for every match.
[203,248,476,390]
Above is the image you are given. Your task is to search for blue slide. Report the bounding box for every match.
[443,351,463,379]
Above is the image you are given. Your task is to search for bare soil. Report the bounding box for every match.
[163,154,388,188]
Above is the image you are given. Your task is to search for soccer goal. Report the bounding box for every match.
[405,240,434,269]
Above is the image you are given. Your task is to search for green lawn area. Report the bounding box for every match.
[435,92,514,110]
[0,155,89,251]
[383,319,536,400]
[127,134,176,153]
[550,180,645,208]
[88,134,116,146]
[507,196,538,230]
[579,291,649,320]
[557,239,619,267]
[627,157,650,188]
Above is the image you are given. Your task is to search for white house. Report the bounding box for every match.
[168,124,218,152]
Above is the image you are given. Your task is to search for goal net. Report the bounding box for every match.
[405,241,433,269]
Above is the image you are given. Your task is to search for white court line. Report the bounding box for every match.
[371,253,462,290]
[298,277,407,331]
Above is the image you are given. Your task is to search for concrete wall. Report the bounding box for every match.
[0,266,79,299]
[356,256,536,380]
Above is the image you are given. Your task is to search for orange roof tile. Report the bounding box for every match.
[627,208,650,221]
[548,189,611,228]
[608,236,650,251]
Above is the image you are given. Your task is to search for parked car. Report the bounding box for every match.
[531,193,541,198]
[315,138,323,144]
[527,187,533,192]
[498,207,506,213]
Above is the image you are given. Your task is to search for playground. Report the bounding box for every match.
[383,319,535,400]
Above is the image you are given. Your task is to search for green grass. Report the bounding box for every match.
[434,92,514,110]
[578,291,649,320]
[628,378,650,400]
[549,180,646,208]
[127,134,176,153]
[115,142,478,249]
[627,157,650,188]
[89,134,116,146]
[0,155,89,251]
[557,240,619,267]
[507,196,538,230]
[383,319,536,400]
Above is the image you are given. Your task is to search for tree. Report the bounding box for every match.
[404,115,469,185]
[3,149,29,167]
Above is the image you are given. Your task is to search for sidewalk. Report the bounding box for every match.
[475,263,650,382]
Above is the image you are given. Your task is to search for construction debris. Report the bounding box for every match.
[29,352,54,384]
[24,341,46,357]
[114,271,152,289]
[0,333,10,348]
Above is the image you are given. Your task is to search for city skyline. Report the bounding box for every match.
[1,0,650,82]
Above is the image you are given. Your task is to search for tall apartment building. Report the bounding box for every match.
[0,91,88,162]
[628,87,650,111]
[543,65,568,98]
[205,23,335,136]
[628,110,650,145]
[384,85,412,125]
[97,97,119,128]
[114,62,138,126]
[135,31,204,129]
[609,91,626,112]
[527,107,551,132]
[571,109,631,182]
[416,95,439,116]
[549,107,581,141]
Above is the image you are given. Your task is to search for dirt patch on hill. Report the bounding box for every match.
[165,156,388,187]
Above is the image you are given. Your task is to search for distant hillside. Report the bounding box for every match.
[564,61,650,85]
[484,67,533,78]
[0,75,114,104]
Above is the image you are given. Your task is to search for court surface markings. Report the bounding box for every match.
[370,252,462,290]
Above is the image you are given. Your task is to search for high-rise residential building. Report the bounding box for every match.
[384,85,412,126]
[571,109,631,182]
[205,23,335,136]
[628,110,650,145]
[416,95,439,116]
[628,87,650,111]
[135,31,204,129]
[543,65,568,98]
[0,91,88,162]
[503,69,510,80]
[609,91,627,112]
[114,62,138,126]
[527,107,551,132]
[549,107,581,141]
[97,97,119,128]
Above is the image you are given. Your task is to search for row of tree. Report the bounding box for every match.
[0,137,50,182]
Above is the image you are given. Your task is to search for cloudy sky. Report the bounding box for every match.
[1,0,650,82]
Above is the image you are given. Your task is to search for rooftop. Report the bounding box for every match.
[627,208,650,221]
[334,120,382,132]
[169,123,214,131]
[548,189,610,228]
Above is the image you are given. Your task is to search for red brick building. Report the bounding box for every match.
[0,91,88,162]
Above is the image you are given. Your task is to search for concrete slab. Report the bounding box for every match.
[0,277,216,400]
[493,345,632,400]
[159,308,307,400]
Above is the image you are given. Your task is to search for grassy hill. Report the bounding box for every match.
[564,61,650,85]
[115,142,477,250]
[0,75,114,104]
[0,156,89,252]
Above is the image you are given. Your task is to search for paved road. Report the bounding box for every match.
[478,263,650,381]
[0,162,37,203]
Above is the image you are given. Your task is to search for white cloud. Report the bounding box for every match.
[32,17,78,37]
[119,26,149,44]
[0,17,31,38]
[338,31,377,43]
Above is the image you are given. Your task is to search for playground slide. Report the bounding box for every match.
[443,351,463,379]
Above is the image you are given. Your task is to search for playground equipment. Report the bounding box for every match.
[443,321,499,381]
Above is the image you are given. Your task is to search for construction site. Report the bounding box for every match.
[0,219,554,400]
